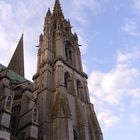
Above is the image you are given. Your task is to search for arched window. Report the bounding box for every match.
[65,41,73,63]
[64,72,70,89]
[76,80,84,100]
[76,80,82,96]
[64,72,74,94]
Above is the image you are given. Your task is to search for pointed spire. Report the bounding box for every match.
[8,34,25,77]
[53,0,63,17]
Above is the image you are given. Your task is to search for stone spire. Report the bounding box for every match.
[8,34,25,77]
[53,0,63,17]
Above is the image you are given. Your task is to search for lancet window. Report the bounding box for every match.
[76,79,84,100]
[65,41,73,64]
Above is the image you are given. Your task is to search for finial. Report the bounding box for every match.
[74,32,78,41]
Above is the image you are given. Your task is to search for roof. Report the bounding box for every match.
[0,64,26,83]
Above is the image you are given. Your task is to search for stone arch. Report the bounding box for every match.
[64,72,70,89]
[64,72,74,94]
[65,40,74,64]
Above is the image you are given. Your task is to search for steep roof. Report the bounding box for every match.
[8,34,25,77]
[0,64,26,83]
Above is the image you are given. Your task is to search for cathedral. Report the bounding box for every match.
[0,0,103,140]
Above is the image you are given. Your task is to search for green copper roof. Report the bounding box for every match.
[0,64,26,83]
[7,70,26,83]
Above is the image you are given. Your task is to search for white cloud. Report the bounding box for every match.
[24,48,37,81]
[131,100,140,108]
[0,0,52,80]
[121,19,140,36]
[88,49,140,131]
[73,0,108,14]
[130,114,140,125]
[133,0,140,12]
[0,1,13,22]
[68,0,108,25]
[89,63,139,105]
[98,109,120,131]
[117,50,140,63]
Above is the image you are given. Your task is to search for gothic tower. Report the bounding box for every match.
[33,0,103,140]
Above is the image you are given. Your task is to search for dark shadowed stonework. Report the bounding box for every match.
[0,0,103,140]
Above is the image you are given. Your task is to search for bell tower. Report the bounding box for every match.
[33,0,103,140]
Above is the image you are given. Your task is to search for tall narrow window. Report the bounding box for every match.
[76,80,81,96]
[10,104,21,137]
[65,41,73,64]
[64,72,74,94]
[64,72,70,89]
[76,79,84,100]
[65,48,68,59]
[69,50,72,62]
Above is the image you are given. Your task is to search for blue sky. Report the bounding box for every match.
[0,0,140,140]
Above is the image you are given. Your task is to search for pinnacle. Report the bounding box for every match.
[47,8,51,16]
[53,0,63,17]
[74,32,78,41]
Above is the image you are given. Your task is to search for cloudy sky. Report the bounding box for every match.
[0,0,140,140]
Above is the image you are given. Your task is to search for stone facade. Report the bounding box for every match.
[0,0,103,140]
